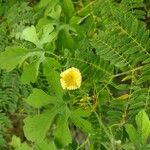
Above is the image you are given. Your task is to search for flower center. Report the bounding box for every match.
[64,72,76,86]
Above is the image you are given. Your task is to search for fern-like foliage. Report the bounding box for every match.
[0,1,36,149]
[90,113,102,149]
[64,48,114,84]
[91,3,150,70]
[0,1,35,41]
[0,112,11,149]
[0,69,30,108]
[0,22,8,51]
[0,70,20,112]
[0,70,32,150]
[120,0,146,20]
[71,0,150,148]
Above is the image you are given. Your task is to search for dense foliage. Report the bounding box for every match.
[0,0,150,149]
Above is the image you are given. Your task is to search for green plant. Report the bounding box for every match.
[0,0,150,149]
[125,110,150,150]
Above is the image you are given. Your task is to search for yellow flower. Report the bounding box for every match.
[60,67,82,90]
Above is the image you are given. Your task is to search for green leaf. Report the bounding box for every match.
[125,110,150,146]
[48,4,61,20]
[125,124,140,146]
[10,135,21,148]
[17,143,32,150]
[0,46,29,71]
[23,110,56,143]
[37,141,56,150]
[62,0,74,21]
[137,75,150,84]
[21,61,39,84]
[23,101,66,144]
[36,17,50,32]
[10,135,32,150]
[23,26,41,48]
[40,24,57,45]
[44,67,64,99]
[37,0,51,9]
[26,88,57,108]
[72,108,91,117]
[21,55,44,84]
[57,29,75,50]
[70,109,92,133]
[54,108,71,148]
[135,110,150,144]
[121,143,135,150]
[43,57,61,70]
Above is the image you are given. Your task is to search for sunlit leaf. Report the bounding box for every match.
[0,46,29,71]
[125,124,140,146]
[70,109,92,133]
[23,26,41,48]
[26,88,57,108]
[135,110,150,144]
[54,108,71,148]
[21,55,45,84]
[23,111,57,142]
